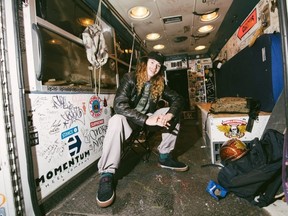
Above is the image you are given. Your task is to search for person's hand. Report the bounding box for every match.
[145,113,174,129]
[164,113,174,122]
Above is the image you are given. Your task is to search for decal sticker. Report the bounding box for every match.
[0,194,6,207]
[217,119,247,138]
[0,207,6,215]
[90,119,104,128]
[82,102,86,115]
[68,135,82,157]
[89,95,103,118]
[35,150,90,187]
[237,9,257,39]
[61,126,79,139]
[0,193,6,215]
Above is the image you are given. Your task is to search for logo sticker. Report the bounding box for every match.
[217,119,247,138]
[68,135,82,157]
[90,119,104,128]
[89,96,103,118]
[61,126,78,139]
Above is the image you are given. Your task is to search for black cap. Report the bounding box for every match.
[147,51,165,65]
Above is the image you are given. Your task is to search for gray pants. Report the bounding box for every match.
[97,107,180,174]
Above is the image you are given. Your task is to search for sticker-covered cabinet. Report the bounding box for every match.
[187,58,213,110]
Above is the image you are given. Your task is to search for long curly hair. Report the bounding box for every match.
[135,60,165,102]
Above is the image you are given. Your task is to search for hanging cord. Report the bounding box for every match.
[94,0,102,95]
[92,66,102,95]
[93,66,97,94]
[128,23,135,73]
[98,66,101,95]
[97,0,102,17]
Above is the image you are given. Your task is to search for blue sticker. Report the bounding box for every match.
[61,126,78,139]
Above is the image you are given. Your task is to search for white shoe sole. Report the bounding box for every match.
[96,191,115,208]
[158,163,189,172]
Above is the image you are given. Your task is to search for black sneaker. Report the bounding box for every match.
[158,155,189,172]
[96,174,115,207]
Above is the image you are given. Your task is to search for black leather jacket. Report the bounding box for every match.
[113,72,184,128]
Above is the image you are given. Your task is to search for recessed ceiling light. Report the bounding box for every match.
[128,6,150,19]
[200,11,219,22]
[195,45,206,51]
[193,8,219,22]
[198,25,214,33]
[146,33,161,40]
[153,44,165,50]
[77,17,94,27]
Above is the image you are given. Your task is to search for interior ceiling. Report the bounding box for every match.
[105,0,232,57]
[103,0,260,58]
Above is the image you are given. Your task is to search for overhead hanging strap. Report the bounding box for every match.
[128,23,136,73]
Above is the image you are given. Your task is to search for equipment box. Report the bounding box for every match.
[197,103,270,164]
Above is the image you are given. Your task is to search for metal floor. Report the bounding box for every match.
[43,118,285,216]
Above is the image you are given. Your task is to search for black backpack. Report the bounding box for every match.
[217,129,284,207]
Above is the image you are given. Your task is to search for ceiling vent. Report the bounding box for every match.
[163,15,182,24]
